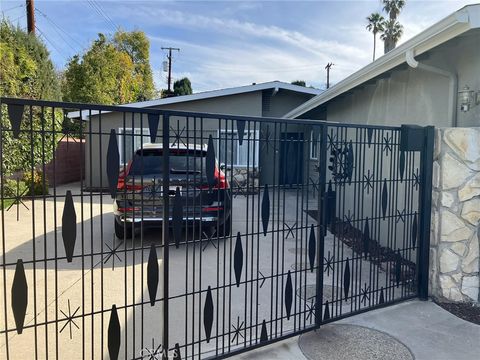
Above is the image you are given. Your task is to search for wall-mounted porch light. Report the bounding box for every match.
[458,85,480,112]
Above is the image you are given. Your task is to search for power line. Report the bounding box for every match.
[35,24,70,61]
[92,0,118,29]
[35,9,77,53]
[8,13,26,24]
[35,7,84,50]
[87,0,117,32]
[87,0,114,31]
[86,0,114,32]
[1,4,24,13]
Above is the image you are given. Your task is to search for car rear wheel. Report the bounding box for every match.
[115,219,132,239]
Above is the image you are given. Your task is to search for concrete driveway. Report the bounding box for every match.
[1,181,412,359]
[0,182,318,359]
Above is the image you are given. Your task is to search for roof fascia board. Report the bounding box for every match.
[68,81,321,119]
[284,5,476,119]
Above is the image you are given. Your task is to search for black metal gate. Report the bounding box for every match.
[0,97,433,359]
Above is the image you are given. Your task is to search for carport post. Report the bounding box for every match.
[315,124,327,327]
[417,126,434,300]
[162,114,170,356]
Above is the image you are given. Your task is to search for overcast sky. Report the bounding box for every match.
[1,0,477,92]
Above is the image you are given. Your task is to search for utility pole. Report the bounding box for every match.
[26,0,35,34]
[325,62,334,89]
[161,47,180,93]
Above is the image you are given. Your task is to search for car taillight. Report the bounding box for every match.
[117,207,140,212]
[215,166,229,189]
[117,160,144,191]
[117,160,131,190]
[202,206,224,212]
[200,166,229,190]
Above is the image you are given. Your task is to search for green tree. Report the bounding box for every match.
[291,80,306,87]
[381,0,406,53]
[62,30,155,104]
[366,13,385,61]
[0,20,60,100]
[381,19,404,53]
[0,19,61,177]
[113,30,155,101]
[173,77,192,96]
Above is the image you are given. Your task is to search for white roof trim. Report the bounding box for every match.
[69,81,321,119]
[284,4,479,119]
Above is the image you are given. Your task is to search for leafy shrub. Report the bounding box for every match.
[0,178,27,209]
[1,19,62,177]
[23,170,48,195]
[2,178,26,198]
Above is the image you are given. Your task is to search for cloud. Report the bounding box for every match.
[135,6,371,92]
[12,0,476,94]
[137,1,479,93]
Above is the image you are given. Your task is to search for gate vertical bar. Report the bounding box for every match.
[162,114,170,356]
[0,100,9,360]
[417,126,434,300]
[315,124,327,326]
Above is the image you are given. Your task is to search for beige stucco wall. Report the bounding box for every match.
[265,90,318,118]
[325,30,480,128]
[151,91,263,116]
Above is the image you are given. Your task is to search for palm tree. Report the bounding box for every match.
[366,13,385,61]
[381,19,404,53]
[382,0,406,20]
[381,0,406,52]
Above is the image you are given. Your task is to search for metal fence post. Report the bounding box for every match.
[162,114,170,356]
[315,124,327,327]
[417,126,434,300]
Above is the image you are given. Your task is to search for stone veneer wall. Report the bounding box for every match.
[430,127,480,303]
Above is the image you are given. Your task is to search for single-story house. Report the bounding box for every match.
[285,4,479,127]
[71,81,322,189]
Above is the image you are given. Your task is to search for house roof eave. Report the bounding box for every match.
[68,81,322,120]
[284,4,479,119]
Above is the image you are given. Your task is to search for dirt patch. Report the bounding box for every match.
[435,301,480,325]
[297,284,351,304]
[304,209,416,285]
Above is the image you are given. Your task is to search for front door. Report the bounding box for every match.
[279,132,304,186]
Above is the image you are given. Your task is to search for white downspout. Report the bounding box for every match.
[406,49,458,127]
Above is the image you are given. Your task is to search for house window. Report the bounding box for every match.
[310,130,318,160]
[118,128,150,164]
[217,130,259,167]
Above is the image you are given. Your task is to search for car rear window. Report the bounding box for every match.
[129,149,206,176]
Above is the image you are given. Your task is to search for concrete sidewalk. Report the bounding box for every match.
[234,300,480,360]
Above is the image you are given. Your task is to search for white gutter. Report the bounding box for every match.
[405,49,458,127]
[284,4,478,119]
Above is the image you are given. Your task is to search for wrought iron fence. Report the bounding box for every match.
[0,97,433,359]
